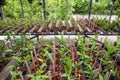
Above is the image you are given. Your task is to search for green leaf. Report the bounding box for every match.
[99,75,104,80]
[104,72,109,80]
[4,49,13,53]
[54,37,63,44]
[74,61,83,68]
[40,62,46,69]
[44,50,53,60]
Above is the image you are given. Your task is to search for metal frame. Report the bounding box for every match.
[20,0,24,18]
[0,33,120,36]
[66,0,68,18]
[43,0,46,19]
[109,1,114,22]
[88,0,92,19]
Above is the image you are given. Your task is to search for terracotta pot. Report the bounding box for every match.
[78,74,86,80]
[55,66,61,72]
[75,29,79,33]
[30,68,35,75]
[56,45,61,49]
[25,76,31,80]
[54,26,59,31]
[114,63,120,76]
[66,27,71,32]
[55,53,61,59]
[16,75,21,79]
[61,26,67,30]
[59,28,62,32]
[55,59,60,65]
[86,50,93,56]
[92,58,100,68]
[50,28,54,32]
[52,74,62,80]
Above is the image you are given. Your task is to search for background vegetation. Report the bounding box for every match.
[1,0,120,19]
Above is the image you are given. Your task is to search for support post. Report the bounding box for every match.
[109,1,114,22]
[0,5,5,19]
[66,0,68,18]
[20,0,24,18]
[43,0,46,19]
[88,0,92,19]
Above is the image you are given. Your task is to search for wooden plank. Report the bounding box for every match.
[0,59,16,80]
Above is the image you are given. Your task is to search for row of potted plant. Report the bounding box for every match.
[1,17,120,34]
[1,34,120,80]
[92,17,120,33]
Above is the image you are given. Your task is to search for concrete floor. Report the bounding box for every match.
[72,14,118,21]
[0,35,117,43]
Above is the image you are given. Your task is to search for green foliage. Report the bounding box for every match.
[74,0,89,14]
[92,17,120,31]
[1,0,120,19]
[47,0,75,19]
[0,40,5,61]
[3,0,42,18]
[92,0,111,14]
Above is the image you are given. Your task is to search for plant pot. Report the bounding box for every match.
[30,68,35,75]
[55,66,61,72]
[52,73,62,80]
[55,59,60,65]
[25,76,31,80]
[55,53,61,59]
[50,28,54,32]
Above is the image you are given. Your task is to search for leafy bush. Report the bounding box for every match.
[92,17,120,32]
[73,0,89,14]
[3,0,42,18]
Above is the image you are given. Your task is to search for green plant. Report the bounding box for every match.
[91,17,110,31]
[47,0,75,19]
[3,0,42,18]
[74,0,89,14]
[0,40,5,61]
[10,71,19,80]
[63,57,73,80]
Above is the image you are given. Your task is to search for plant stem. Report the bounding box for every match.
[30,51,36,71]
[108,70,112,80]
[33,47,37,59]
[48,71,52,80]
[25,60,31,74]
[19,71,24,80]
[52,41,56,79]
